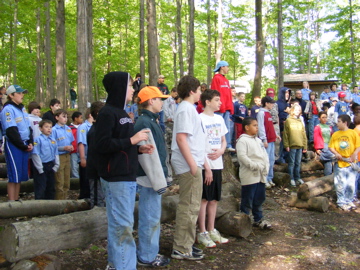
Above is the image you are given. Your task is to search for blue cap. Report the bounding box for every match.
[213,61,229,72]
[6,85,28,95]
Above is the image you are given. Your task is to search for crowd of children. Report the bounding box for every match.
[2,70,360,269]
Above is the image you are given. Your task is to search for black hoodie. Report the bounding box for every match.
[95,71,138,182]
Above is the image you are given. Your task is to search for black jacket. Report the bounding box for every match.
[95,71,138,182]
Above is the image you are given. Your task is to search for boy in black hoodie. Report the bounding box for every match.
[95,71,154,270]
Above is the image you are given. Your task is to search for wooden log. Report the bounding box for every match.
[0,200,90,219]
[274,160,324,173]
[289,195,329,213]
[272,172,291,187]
[0,178,80,195]
[297,175,334,200]
[215,211,252,238]
[0,206,107,262]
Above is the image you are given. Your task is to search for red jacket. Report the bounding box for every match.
[69,124,78,154]
[314,125,333,150]
[210,74,234,114]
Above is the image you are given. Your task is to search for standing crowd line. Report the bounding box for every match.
[0,63,359,269]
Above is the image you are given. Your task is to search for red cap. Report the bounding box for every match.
[266,88,275,98]
[338,91,346,98]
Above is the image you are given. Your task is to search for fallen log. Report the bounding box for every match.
[289,195,329,213]
[0,206,108,262]
[215,211,252,238]
[0,178,80,195]
[297,174,334,200]
[0,199,90,219]
[272,172,291,187]
[274,160,324,173]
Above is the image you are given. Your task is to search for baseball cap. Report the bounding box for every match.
[6,85,28,95]
[338,91,346,98]
[262,96,276,105]
[266,88,275,97]
[332,97,338,102]
[158,75,165,79]
[138,86,170,104]
[213,60,229,72]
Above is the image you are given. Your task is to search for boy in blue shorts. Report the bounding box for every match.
[31,119,59,199]
[197,89,229,248]
[77,108,93,199]
[52,109,74,200]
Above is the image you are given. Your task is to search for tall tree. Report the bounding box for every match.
[146,0,160,85]
[44,1,55,103]
[252,0,264,102]
[55,0,68,106]
[176,0,184,77]
[277,0,284,89]
[187,0,195,76]
[35,7,44,104]
[140,0,145,79]
[349,0,355,85]
[215,0,223,63]
[77,0,93,113]
[206,0,212,86]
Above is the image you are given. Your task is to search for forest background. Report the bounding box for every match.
[0,0,359,113]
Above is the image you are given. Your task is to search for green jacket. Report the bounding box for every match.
[283,117,307,150]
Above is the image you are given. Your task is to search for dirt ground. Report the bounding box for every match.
[0,185,360,270]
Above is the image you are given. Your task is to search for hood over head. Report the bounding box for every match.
[278,87,291,102]
[102,71,130,109]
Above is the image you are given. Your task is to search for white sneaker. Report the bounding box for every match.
[338,204,351,211]
[348,202,357,210]
[196,231,216,248]
[226,147,236,152]
[265,182,272,189]
[296,179,304,185]
[269,181,276,187]
[208,229,229,244]
[290,179,296,187]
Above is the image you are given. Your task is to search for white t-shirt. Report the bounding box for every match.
[171,101,206,175]
[28,114,42,139]
[200,113,228,169]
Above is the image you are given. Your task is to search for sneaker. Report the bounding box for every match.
[138,254,170,267]
[253,219,272,229]
[269,181,276,187]
[290,179,296,187]
[348,202,357,210]
[226,147,236,152]
[338,204,351,211]
[196,231,216,248]
[296,179,304,185]
[209,229,229,244]
[171,249,204,260]
[265,182,272,189]
[192,246,203,255]
[105,265,116,270]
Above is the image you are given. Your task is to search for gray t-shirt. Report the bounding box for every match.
[171,101,206,175]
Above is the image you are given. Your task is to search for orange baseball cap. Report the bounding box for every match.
[138,86,170,104]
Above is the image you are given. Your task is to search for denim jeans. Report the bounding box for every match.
[308,116,319,142]
[101,179,137,270]
[288,148,302,180]
[158,110,165,133]
[137,185,162,263]
[70,153,79,178]
[266,142,275,182]
[229,119,235,147]
[334,163,356,206]
[216,111,231,148]
[240,182,266,222]
[319,144,334,176]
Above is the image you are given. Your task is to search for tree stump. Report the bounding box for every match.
[289,195,329,213]
[297,175,334,200]
[272,172,291,186]
[215,211,252,238]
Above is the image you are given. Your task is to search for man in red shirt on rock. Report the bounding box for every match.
[211,60,235,151]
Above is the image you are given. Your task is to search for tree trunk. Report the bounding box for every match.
[140,0,146,79]
[55,0,68,107]
[0,200,90,219]
[35,7,44,105]
[0,207,107,263]
[176,0,184,77]
[277,0,284,90]
[77,0,92,113]
[215,0,223,63]
[44,1,55,104]
[289,195,329,213]
[206,0,212,86]
[215,212,252,238]
[187,0,195,76]
[147,0,160,86]
[12,0,19,84]
[252,0,264,102]
[349,0,356,85]
[297,174,334,200]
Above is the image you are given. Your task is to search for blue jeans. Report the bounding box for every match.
[71,99,76,109]
[266,142,275,182]
[137,185,162,263]
[70,153,79,178]
[101,179,137,270]
[334,163,356,206]
[240,182,265,222]
[158,110,165,133]
[308,116,319,142]
[216,111,231,148]
[288,148,302,180]
[319,144,334,176]
[229,119,235,148]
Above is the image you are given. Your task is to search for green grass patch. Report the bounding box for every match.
[325,225,337,231]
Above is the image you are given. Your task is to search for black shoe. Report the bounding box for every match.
[192,245,203,255]
[137,254,170,267]
[171,249,204,260]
